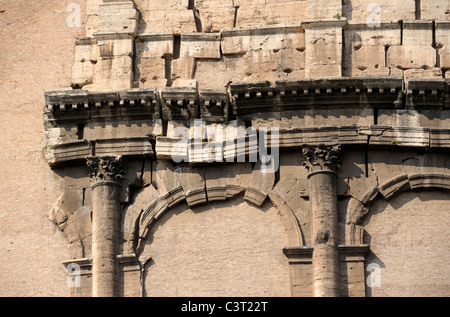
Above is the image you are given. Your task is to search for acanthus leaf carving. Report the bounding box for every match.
[86,156,126,184]
[302,144,342,173]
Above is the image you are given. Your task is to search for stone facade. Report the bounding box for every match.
[1,0,450,297]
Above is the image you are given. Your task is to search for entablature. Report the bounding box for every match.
[43,77,450,168]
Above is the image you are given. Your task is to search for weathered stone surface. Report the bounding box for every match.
[369,127,430,148]
[306,0,341,19]
[84,36,135,91]
[72,38,97,88]
[303,19,346,78]
[180,33,221,59]
[96,1,139,34]
[7,0,450,299]
[378,110,450,129]
[84,120,162,140]
[235,1,307,27]
[196,1,235,32]
[175,166,207,207]
[421,0,450,21]
[342,0,416,23]
[388,46,436,70]
[251,109,374,129]
[244,161,276,207]
[343,22,401,77]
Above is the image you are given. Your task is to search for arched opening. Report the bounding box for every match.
[138,197,291,297]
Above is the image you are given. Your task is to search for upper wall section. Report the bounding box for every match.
[73,0,450,92]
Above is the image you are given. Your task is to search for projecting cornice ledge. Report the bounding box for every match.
[43,77,450,168]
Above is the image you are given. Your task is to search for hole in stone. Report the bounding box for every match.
[173,35,181,60]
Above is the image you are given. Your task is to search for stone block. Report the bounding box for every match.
[97,2,139,34]
[342,0,415,23]
[235,1,306,27]
[221,163,253,198]
[222,25,304,55]
[44,126,79,147]
[346,22,401,47]
[171,56,196,82]
[336,150,367,196]
[195,0,235,32]
[244,161,276,206]
[48,190,84,226]
[86,36,135,91]
[180,33,221,59]
[155,136,188,161]
[136,33,174,59]
[388,45,436,70]
[403,21,434,47]
[378,110,450,129]
[251,108,374,129]
[164,10,197,34]
[369,127,430,148]
[421,0,450,21]
[48,141,92,167]
[204,166,227,202]
[435,22,450,48]
[152,160,185,204]
[343,23,401,76]
[430,130,450,149]
[175,166,207,207]
[194,57,242,89]
[368,150,423,190]
[266,1,308,25]
[140,8,196,34]
[84,120,163,140]
[134,56,167,89]
[306,0,341,19]
[303,20,346,78]
[72,38,97,88]
[440,47,450,69]
[147,0,190,11]
[94,137,154,157]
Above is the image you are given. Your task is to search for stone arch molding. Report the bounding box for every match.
[122,160,304,257]
[345,172,450,245]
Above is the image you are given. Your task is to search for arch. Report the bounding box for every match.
[138,197,292,297]
[345,172,450,245]
[122,177,305,257]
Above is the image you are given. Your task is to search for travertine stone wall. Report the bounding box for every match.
[2,0,450,298]
[69,0,450,93]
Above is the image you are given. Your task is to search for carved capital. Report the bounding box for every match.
[86,156,125,185]
[302,144,342,174]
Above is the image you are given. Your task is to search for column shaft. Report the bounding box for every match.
[309,171,340,297]
[87,156,124,297]
[303,145,342,297]
[91,182,121,297]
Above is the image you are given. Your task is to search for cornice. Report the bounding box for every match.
[43,78,450,168]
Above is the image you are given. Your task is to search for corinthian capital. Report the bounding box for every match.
[86,156,125,184]
[302,144,342,174]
